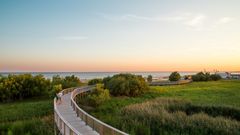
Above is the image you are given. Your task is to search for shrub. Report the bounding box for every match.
[0,74,51,102]
[79,84,110,107]
[184,75,191,80]
[88,78,103,85]
[104,74,149,97]
[169,72,181,81]
[210,74,222,81]
[192,72,211,81]
[147,75,152,83]
[0,74,82,102]
[49,84,62,98]
[52,75,82,89]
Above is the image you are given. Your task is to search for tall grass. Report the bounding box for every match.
[121,98,240,135]
[0,117,53,135]
[0,99,53,122]
[0,99,54,135]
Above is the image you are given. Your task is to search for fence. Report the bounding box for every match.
[71,86,128,135]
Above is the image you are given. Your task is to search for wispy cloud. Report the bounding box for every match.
[98,13,186,22]
[57,36,88,41]
[99,13,235,31]
[184,14,206,30]
[216,17,234,24]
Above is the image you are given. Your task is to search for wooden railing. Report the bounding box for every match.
[54,88,82,135]
[71,86,129,135]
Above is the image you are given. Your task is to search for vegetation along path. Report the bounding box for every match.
[55,92,98,135]
[54,86,128,135]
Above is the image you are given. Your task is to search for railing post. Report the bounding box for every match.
[63,123,65,135]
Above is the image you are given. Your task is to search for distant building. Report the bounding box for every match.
[230,73,240,79]
[216,72,231,79]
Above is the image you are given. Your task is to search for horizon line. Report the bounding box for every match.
[1,70,239,73]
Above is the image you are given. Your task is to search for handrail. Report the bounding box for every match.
[71,86,129,135]
[54,88,82,135]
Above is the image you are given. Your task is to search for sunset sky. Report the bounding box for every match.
[1,0,240,72]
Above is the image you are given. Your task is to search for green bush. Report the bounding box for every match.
[0,74,51,102]
[210,74,222,81]
[52,75,82,89]
[79,84,110,107]
[192,72,221,82]
[104,74,149,97]
[147,75,152,83]
[88,78,103,85]
[169,71,181,81]
[49,84,62,98]
[0,74,82,102]
[192,72,211,81]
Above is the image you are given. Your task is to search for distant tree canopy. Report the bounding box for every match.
[103,74,149,97]
[169,72,181,81]
[88,78,103,85]
[192,72,222,81]
[0,74,82,102]
[147,75,153,83]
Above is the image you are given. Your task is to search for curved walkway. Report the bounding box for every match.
[54,86,128,135]
[55,92,98,135]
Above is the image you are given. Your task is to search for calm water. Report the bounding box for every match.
[0,72,196,80]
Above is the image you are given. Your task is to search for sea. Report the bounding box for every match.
[0,72,196,81]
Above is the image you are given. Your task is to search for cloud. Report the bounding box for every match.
[211,17,235,29]
[99,13,207,30]
[184,15,206,29]
[57,36,88,41]
[98,13,186,22]
[99,13,235,31]
[217,17,234,24]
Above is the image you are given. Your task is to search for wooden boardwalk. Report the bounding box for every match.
[55,92,99,135]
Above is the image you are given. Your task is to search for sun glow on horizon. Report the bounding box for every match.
[0,0,240,72]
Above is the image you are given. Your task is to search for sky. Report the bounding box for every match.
[0,0,240,72]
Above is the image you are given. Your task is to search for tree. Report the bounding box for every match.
[169,72,181,81]
[147,75,153,83]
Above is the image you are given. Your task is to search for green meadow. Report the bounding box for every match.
[0,98,54,135]
[83,80,240,135]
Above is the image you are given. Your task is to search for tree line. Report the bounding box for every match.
[0,74,82,102]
